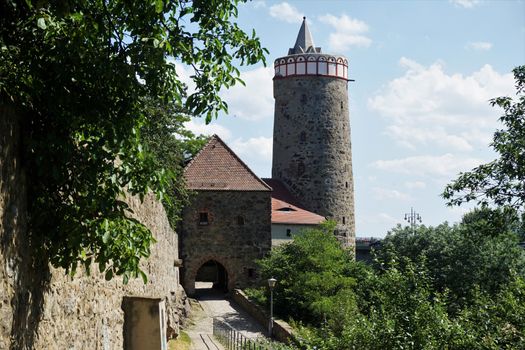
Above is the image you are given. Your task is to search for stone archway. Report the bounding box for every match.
[195,260,228,292]
[184,257,236,296]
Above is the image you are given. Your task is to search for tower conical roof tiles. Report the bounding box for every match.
[288,17,321,55]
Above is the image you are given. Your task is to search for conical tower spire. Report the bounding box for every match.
[288,17,321,55]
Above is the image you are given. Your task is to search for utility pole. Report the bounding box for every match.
[404,207,422,234]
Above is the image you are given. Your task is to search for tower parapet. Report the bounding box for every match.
[274,54,349,80]
[271,17,355,249]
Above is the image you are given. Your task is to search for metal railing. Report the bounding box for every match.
[212,318,272,350]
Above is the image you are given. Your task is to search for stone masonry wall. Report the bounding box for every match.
[272,75,355,247]
[180,190,271,296]
[0,106,189,349]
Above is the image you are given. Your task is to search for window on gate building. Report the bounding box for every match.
[199,212,209,225]
[237,216,245,225]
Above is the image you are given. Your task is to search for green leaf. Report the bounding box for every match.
[37,17,46,30]
[155,0,163,13]
[102,228,111,243]
[139,269,148,284]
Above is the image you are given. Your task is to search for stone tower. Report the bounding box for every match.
[271,17,355,247]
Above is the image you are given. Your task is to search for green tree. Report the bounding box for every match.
[374,208,525,312]
[0,0,266,282]
[255,221,358,327]
[295,261,461,350]
[140,101,209,228]
[252,218,525,349]
[443,66,525,211]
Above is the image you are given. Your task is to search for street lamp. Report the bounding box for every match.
[268,277,277,338]
[404,207,422,234]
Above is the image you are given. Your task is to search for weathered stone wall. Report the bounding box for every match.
[0,106,189,349]
[272,75,355,247]
[180,191,271,296]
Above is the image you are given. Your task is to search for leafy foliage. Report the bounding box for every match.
[255,221,358,326]
[443,66,525,211]
[140,101,209,228]
[253,212,525,349]
[375,209,525,312]
[0,0,266,281]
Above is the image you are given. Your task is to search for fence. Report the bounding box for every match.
[212,318,272,350]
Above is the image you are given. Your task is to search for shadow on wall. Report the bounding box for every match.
[1,106,50,349]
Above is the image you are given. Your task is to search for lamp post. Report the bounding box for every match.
[268,277,277,338]
[404,207,422,234]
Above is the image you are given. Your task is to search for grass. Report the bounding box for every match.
[168,331,191,350]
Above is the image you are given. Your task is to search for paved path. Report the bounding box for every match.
[184,283,267,350]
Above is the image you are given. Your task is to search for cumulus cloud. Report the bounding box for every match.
[371,154,485,178]
[318,14,372,51]
[252,1,266,9]
[404,181,427,189]
[450,0,480,8]
[368,58,514,152]
[466,41,493,51]
[168,60,196,94]
[184,120,232,140]
[269,2,304,24]
[230,137,273,161]
[372,187,412,201]
[378,213,399,225]
[221,67,274,121]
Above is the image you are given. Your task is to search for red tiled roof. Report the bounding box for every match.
[184,135,271,191]
[263,178,325,225]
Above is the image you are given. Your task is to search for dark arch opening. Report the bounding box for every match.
[195,260,229,293]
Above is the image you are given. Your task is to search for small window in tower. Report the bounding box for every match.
[300,131,306,142]
[199,212,209,225]
[342,217,346,225]
[237,216,245,225]
[297,162,305,176]
[345,182,348,189]
[286,229,292,237]
[341,101,344,109]
[300,94,307,104]
[248,268,256,278]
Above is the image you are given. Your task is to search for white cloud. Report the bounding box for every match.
[230,136,273,161]
[252,1,266,9]
[378,213,399,226]
[450,0,480,8]
[221,67,274,121]
[466,41,493,51]
[368,59,514,152]
[318,14,372,51]
[372,187,412,201]
[170,60,196,94]
[371,154,485,178]
[185,120,232,140]
[269,2,304,24]
[404,181,427,189]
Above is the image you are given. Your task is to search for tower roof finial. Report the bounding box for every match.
[288,17,321,55]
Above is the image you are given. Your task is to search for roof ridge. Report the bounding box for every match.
[211,135,272,191]
[184,134,271,192]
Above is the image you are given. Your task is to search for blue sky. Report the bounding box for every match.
[182,0,525,237]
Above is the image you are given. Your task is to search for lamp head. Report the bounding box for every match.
[268,277,277,289]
